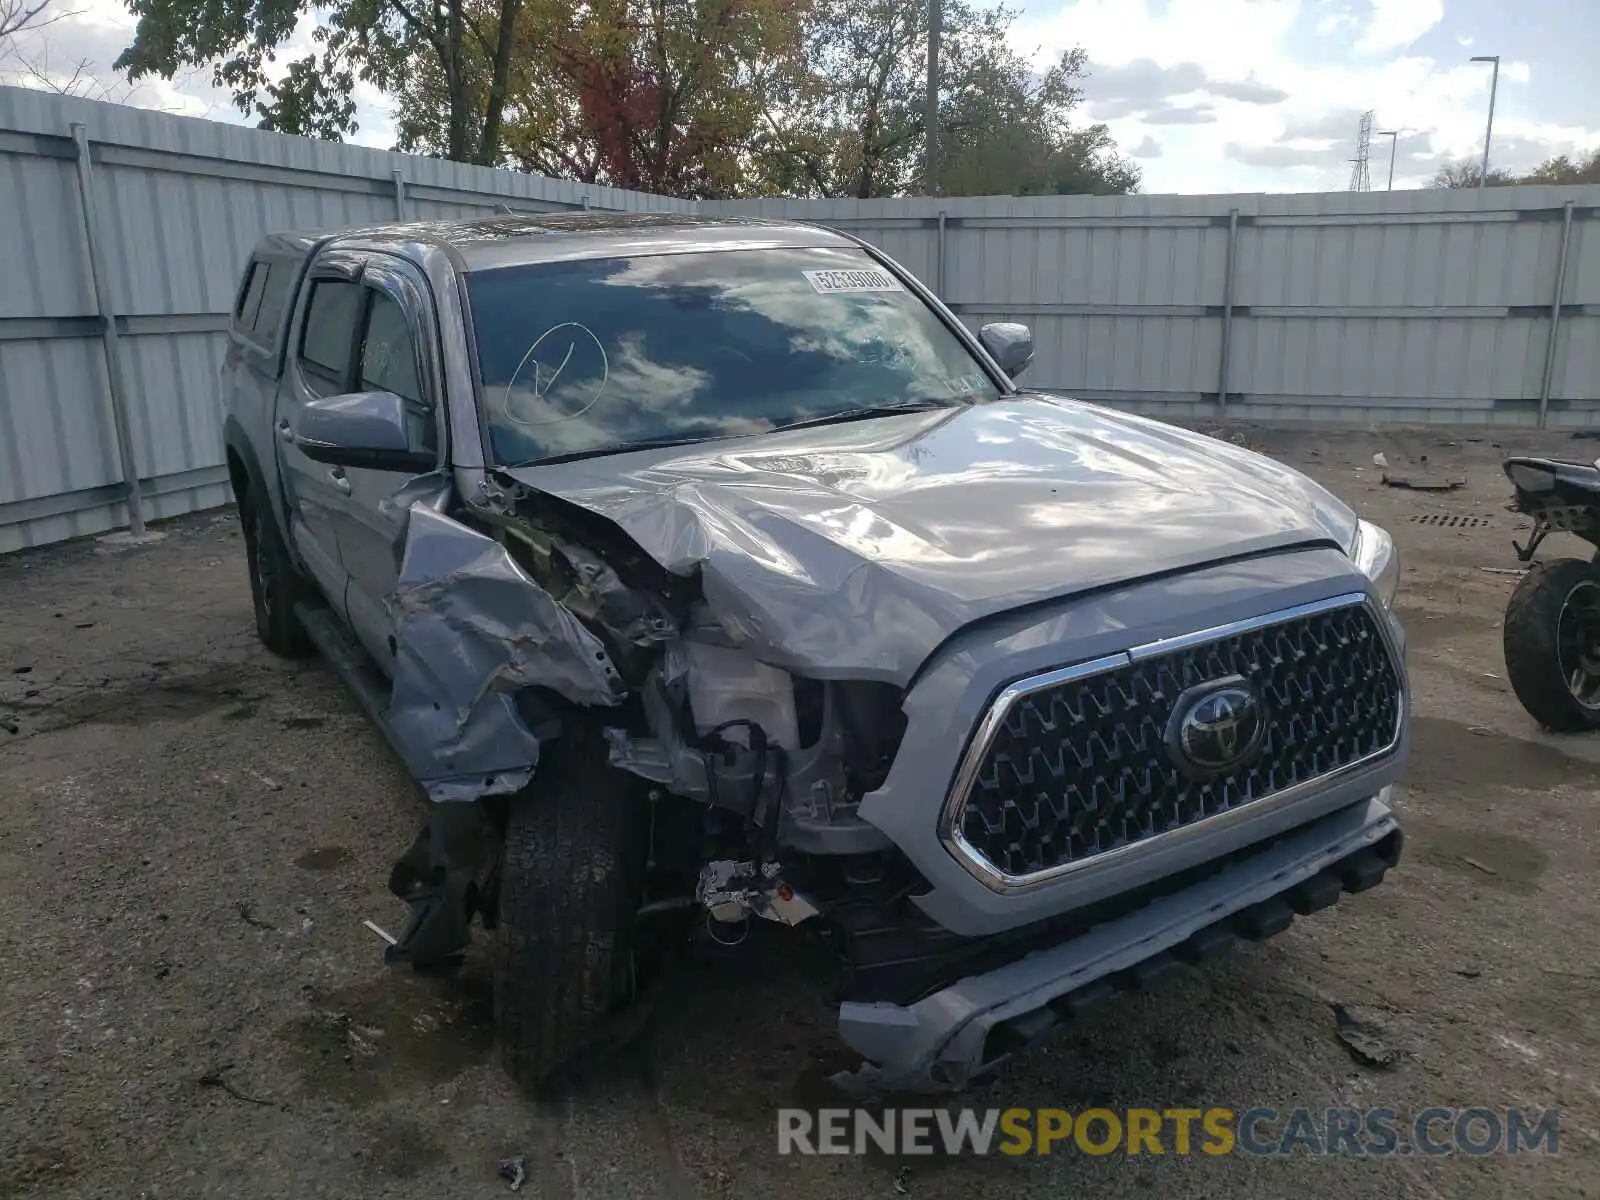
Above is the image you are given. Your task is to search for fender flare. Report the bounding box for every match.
[223,414,301,574]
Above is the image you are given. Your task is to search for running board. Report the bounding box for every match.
[293,601,410,768]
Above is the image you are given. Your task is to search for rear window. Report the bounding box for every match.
[465,246,996,466]
[234,260,269,330]
[252,260,296,345]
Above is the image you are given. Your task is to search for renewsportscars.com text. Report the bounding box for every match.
[776,1107,1561,1158]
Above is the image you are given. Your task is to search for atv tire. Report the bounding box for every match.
[241,479,313,658]
[1503,557,1600,731]
[494,744,648,1090]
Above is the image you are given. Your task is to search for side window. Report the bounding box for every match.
[253,260,295,346]
[359,289,436,456]
[234,260,269,331]
[298,279,363,396]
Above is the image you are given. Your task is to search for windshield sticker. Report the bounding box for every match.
[803,268,905,295]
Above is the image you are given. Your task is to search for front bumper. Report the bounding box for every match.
[833,791,1402,1094]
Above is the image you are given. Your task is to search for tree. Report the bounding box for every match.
[1519,148,1600,185]
[112,0,525,163]
[749,0,1134,199]
[0,0,53,44]
[1431,149,1600,189]
[1430,160,1519,188]
[934,44,1138,197]
[394,0,806,197]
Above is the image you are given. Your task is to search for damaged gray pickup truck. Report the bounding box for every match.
[222,212,1408,1094]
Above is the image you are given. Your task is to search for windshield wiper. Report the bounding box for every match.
[773,395,972,433]
[503,395,978,468]
[503,433,715,469]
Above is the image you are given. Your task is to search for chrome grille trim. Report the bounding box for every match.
[937,593,1406,894]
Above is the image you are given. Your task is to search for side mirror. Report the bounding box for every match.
[294,391,436,472]
[978,322,1034,379]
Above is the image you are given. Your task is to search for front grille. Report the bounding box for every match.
[948,597,1402,885]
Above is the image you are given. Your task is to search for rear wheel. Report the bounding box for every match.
[240,481,313,658]
[1503,557,1600,731]
[494,743,648,1090]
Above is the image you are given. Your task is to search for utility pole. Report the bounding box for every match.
[1377,129,1400,189]
[1471,55,1500,191]
[925,0,941,196]
[1347,110,1373,191]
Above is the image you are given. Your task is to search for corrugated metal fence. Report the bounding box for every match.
[3,86,1599,552]
[708,191,1600,427]
[0,87,691,553]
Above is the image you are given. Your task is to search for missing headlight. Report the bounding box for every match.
[831,681,909,796]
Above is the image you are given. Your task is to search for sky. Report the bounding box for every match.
[1,0,1597,195]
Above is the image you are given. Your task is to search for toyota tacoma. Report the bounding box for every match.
[221,212,1407,1093]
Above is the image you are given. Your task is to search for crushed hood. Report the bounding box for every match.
[504,395,1357,685]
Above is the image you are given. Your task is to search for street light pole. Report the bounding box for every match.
[925,0,942,196]
[1377,129,1399,189]
[1471,54,1500,191]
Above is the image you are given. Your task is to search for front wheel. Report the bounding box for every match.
[493,744,648,1090]
[1503,557,1600,731]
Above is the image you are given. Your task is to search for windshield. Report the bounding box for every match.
[464,246,1001,466]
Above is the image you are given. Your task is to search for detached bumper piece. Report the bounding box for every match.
[383,805,501,969]
[833,794,1402,1095]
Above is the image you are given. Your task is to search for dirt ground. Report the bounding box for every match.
[2,424,1598,1200]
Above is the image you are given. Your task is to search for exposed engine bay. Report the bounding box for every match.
[379,469,930,1003]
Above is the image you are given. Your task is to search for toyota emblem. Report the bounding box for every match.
[1166,677,1267,776]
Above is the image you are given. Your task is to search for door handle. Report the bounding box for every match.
[276,419,295,443]
[328,468,351,495]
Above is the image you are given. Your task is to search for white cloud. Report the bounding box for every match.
[1354,0,1445,55]
[1014,0,1600,193]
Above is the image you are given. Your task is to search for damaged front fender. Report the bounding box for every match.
[387,504,628,801]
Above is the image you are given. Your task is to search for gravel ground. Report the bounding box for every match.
[1,424,1597,1200]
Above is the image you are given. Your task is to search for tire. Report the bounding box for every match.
[1503,557,1600,731]
[240,481,313,658]
[494,743,648,1090]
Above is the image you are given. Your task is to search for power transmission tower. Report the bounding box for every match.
[1347,110,1374,191]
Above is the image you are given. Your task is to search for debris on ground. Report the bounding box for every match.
[1373,452,1389,469]
[497,1156,527,1192]
[236,901,276,930]
[893,1165,912,1194]
[1454,967,1483,979]
[1382,473,1466,491]
[1479,566,1526,576]
[1461,856,1498,877]
[362,919,398,946]
[198,1064,276,1107]
[1332,1003,1407,1069]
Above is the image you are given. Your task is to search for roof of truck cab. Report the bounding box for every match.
[271,212,858,272]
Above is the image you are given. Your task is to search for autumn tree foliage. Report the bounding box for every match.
[1431,148,1600,189]
[112,0,1139,198]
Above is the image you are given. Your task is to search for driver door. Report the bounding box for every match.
[331,255,447,673]
[276,251,367,612]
